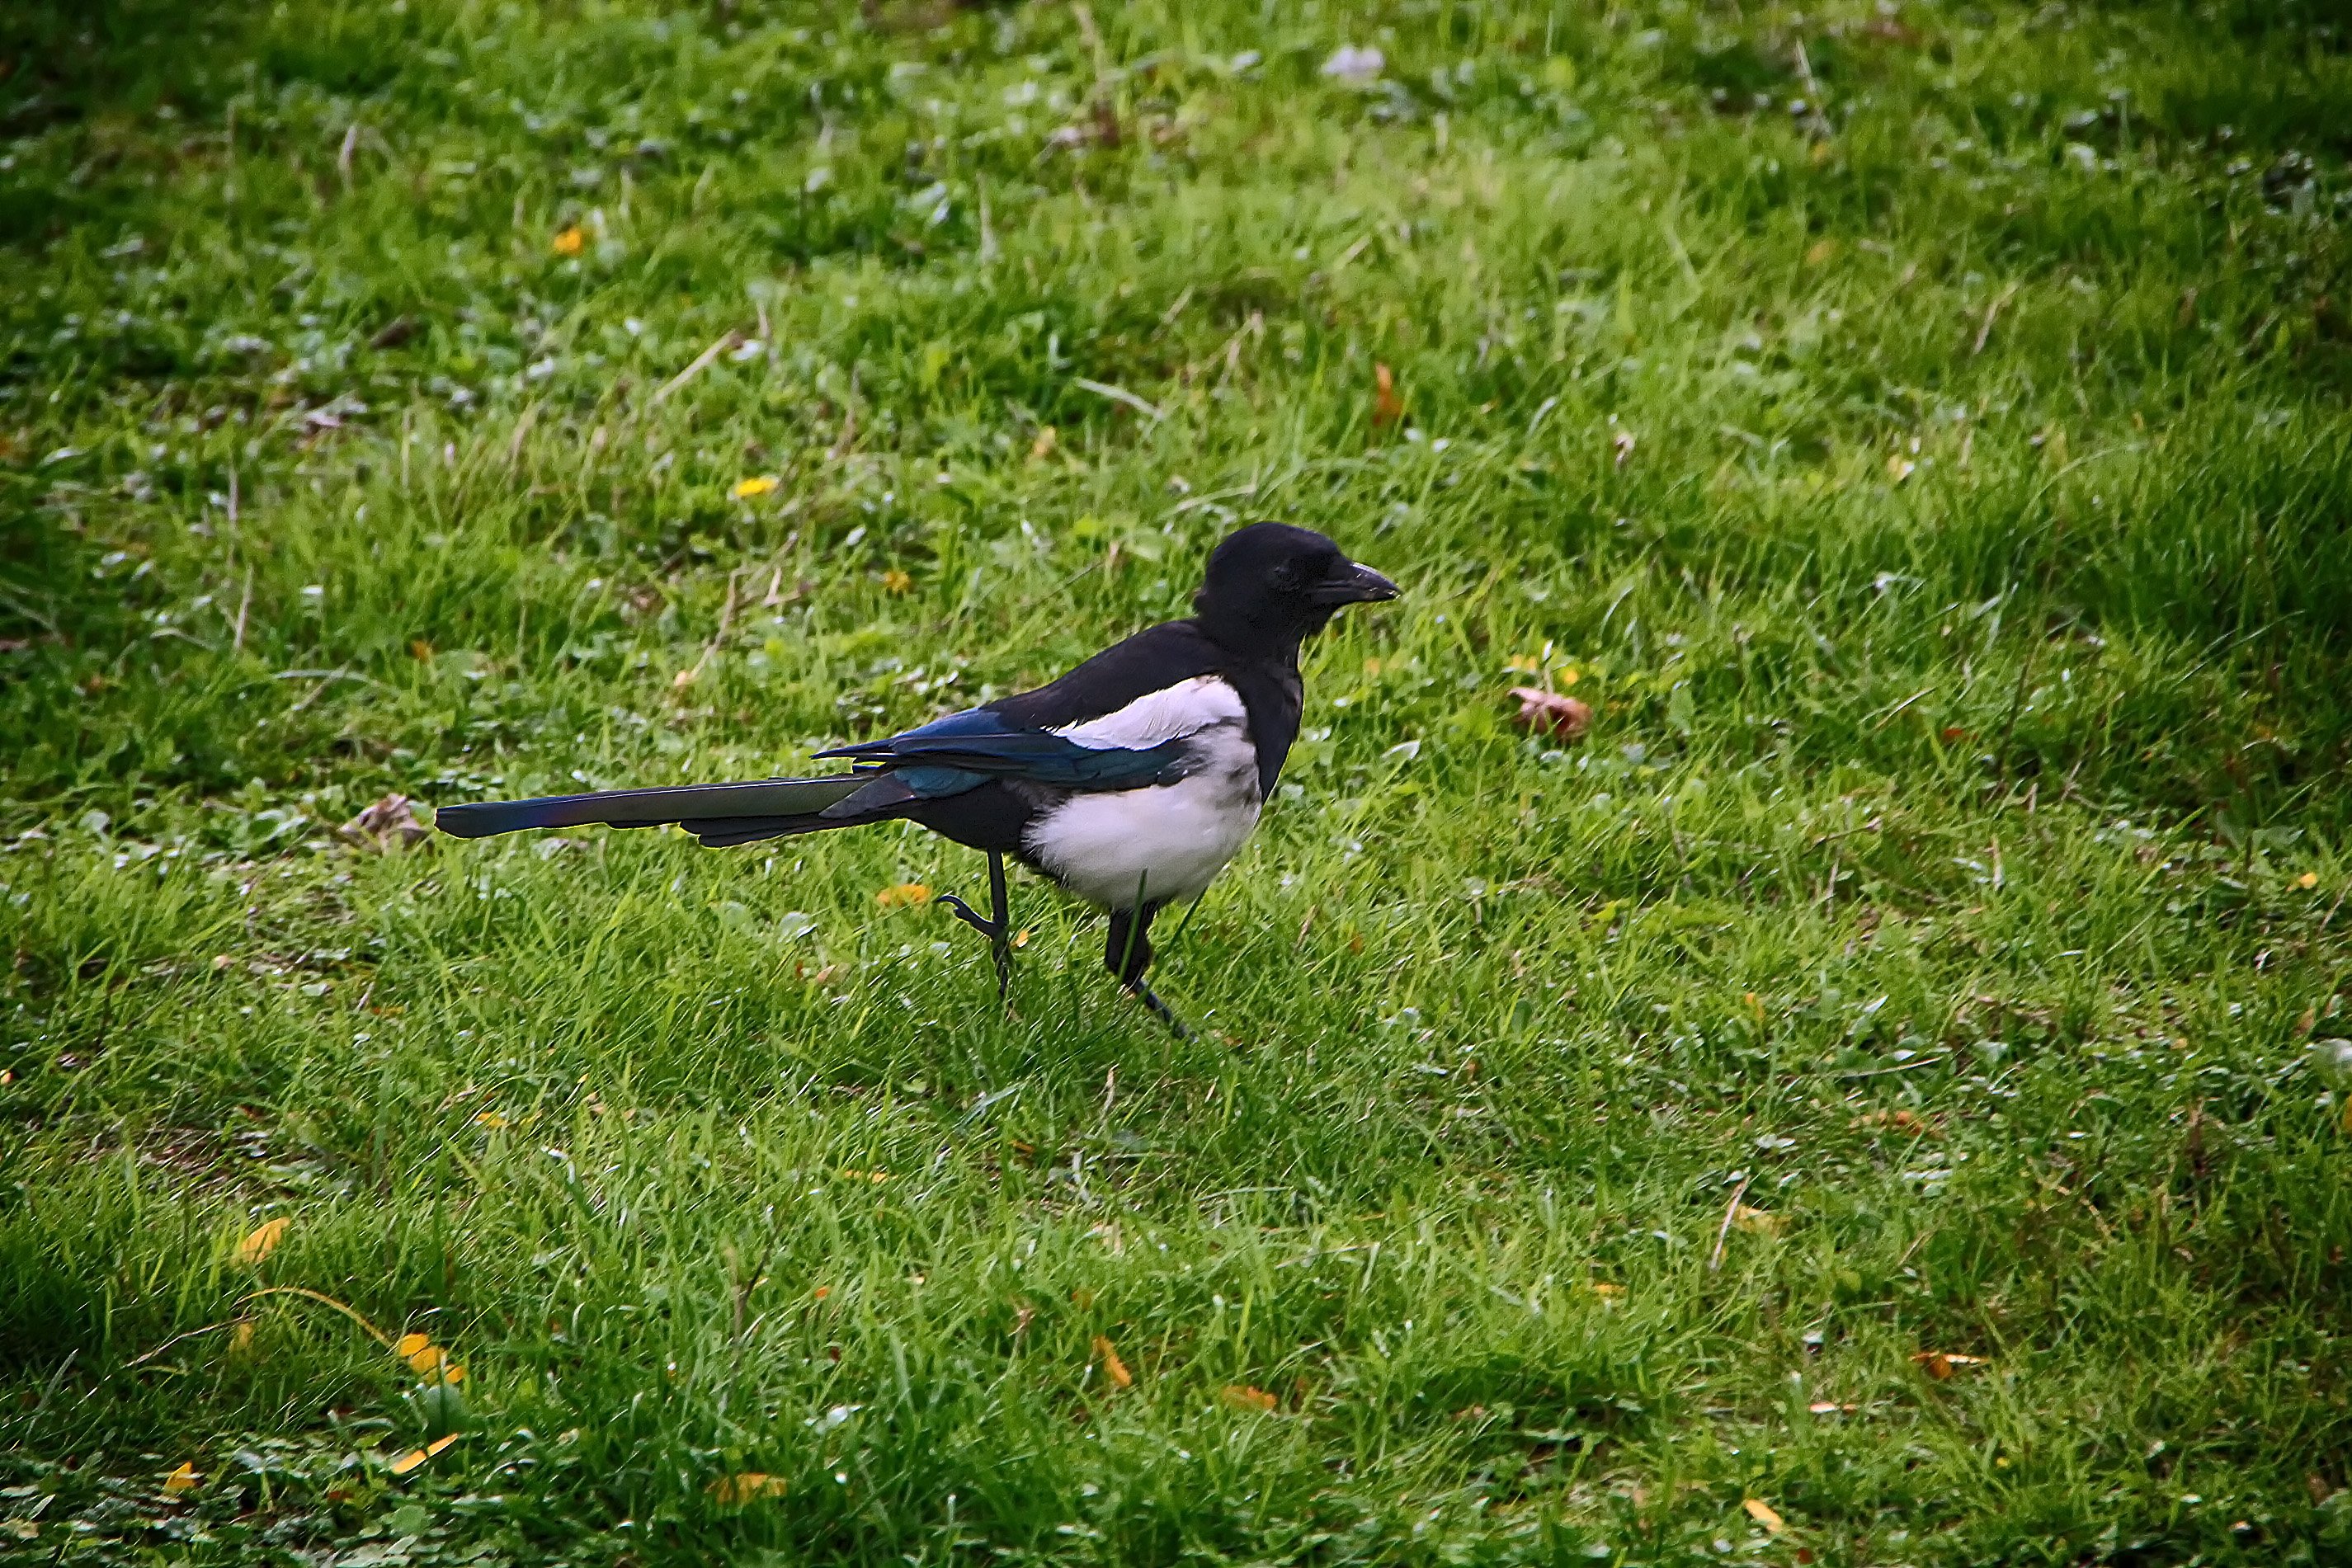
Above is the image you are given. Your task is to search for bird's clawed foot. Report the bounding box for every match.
[1105,899,1195,1040]
[939,850,1015,1004]
[1124,979,1195,1041]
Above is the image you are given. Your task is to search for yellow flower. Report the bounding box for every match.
[550,225,585,257]
[732,475,779,499]
[881,568,912,594]
[234,1217,290,1265]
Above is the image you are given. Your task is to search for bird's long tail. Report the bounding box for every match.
[432,775,870,849]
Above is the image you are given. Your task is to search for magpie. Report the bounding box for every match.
[434,522,1398,1034]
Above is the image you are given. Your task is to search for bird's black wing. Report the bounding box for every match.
[987,619,1299,795]
[984,621,1228,730]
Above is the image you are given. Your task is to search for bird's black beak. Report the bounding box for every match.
[1311,560,1401,606]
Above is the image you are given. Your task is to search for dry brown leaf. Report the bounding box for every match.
[1855,1108,1940,1137]
[342,794,429,851]
[1911,1350,1989,1380]
[876,882,932,909]
[1372,362,1403,427]
[1510,687,1593,741]
[709,1471,788,1504]
[1093,1335,1133,1389]
[236,1217,290,1266]
[1222,1384,1277,1413]
[1742,1497,1785,1533]
[163,1462,198,1495]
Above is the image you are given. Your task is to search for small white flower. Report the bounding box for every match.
[1321,45,1384,86]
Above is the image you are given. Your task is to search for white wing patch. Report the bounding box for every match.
[1050,675,1246,751]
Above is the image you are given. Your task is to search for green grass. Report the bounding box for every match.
[4,0,2352,1561]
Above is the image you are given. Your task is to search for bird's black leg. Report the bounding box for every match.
[938,850,1014,1001]
[1105,900,1193,1041]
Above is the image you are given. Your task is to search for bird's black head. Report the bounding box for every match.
[1193,521,1398,657]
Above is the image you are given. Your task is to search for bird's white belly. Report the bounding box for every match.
[1025,737,1262,911]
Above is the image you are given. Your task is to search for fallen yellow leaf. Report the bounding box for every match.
[235,1217,290,1266]
[2299,871,2321,889]
[1029,425,1058,460]
[1588,1282,1626,1304]
[1093,1335,1133,1389]
[473,1110,507,1129]
[230,1321,255,1354]
[732,474,778,499]
[1012,927,1032,948]
[709,1471,788,1504]
[1742,1496,1785,1533]
[1222,1384,1276,1412]
[163,1462,198,1495]
[387,1433,460,1477]
[876,882,931,909]
[551,225,584,257]
[880,568,912,594]
[1805,238,1838,266]
[1730,1204,1784,1237]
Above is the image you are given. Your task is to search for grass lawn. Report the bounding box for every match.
[7,0,2352,1561]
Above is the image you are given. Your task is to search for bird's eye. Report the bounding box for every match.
[1269,561,1300,589]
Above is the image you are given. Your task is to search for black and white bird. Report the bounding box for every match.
[434,522,1398,1034]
